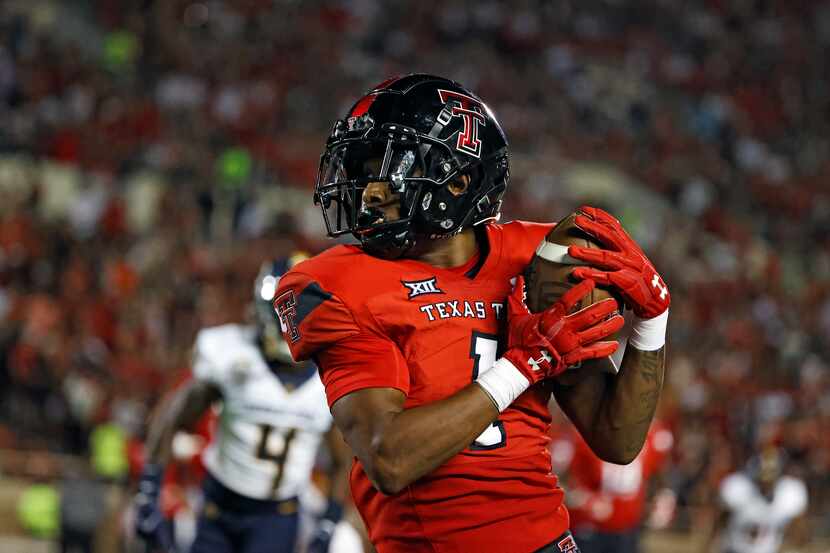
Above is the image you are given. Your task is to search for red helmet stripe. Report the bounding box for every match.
[350,76,404,117]
[372,75,401,91]
[350,94,377,117]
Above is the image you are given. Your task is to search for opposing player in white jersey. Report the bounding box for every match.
[706,447,808,553]
[134,255,358,553]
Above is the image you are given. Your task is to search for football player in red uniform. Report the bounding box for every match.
[275,74,670,553]
[551,421,674,553]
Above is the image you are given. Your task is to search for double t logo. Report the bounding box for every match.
[273,290,300,343]
[437,89,487,158]
[557,535,579,552]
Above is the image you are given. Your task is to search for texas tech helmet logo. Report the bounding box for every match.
[437,89,487,158]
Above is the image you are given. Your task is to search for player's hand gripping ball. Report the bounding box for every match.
[568,206,670,319]
[503,276,624,383]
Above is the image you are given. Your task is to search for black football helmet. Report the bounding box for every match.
[253,252,308,366]
[315,74,509,258]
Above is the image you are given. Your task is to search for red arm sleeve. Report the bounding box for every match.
[315,331,410,408]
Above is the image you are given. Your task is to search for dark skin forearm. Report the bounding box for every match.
[552,345,665,463]
[331,384,499,495]
[144,380,221,465]
[325,427,353,505]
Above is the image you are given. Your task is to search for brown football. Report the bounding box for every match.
[523,212,621,378]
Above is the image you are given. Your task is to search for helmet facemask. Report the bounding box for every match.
[316,124,427,258]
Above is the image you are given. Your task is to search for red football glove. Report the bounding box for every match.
[502,276,624,383]
[568,206,670,319]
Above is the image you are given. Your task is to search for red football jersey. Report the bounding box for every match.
[552,422,673,533]
[275,220,568,553]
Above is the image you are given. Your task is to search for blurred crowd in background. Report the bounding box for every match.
[0,0,829,550]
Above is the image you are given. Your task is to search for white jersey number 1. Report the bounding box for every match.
[470,333,507,450]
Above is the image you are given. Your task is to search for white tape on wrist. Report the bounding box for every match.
[629,309,669,351]
[475,357,530,412]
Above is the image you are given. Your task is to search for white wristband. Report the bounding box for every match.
[629,309,669,351]
[475,357,530,412]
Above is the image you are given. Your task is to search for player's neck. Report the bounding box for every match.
[412,228,479,269]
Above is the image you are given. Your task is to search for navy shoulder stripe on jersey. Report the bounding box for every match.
[295,281,333,327]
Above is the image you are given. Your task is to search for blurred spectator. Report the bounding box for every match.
[60,466,110,553]
[701,447,808,553]
[551,419,674,553]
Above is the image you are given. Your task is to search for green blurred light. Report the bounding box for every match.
[91,423,128,480]
[217,147,253,188]
[104,30,139,69]
[17,484,60,539]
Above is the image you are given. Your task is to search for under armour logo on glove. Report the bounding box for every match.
[502,276,624,384]
[477,277,624,413]
[528,350,553,371]
[568,206,670,319]
[651,273,668,300]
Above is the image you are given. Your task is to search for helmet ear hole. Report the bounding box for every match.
[447,174,470,197]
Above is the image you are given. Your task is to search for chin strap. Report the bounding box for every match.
[360,227,416,259]
[419,103,455,160]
